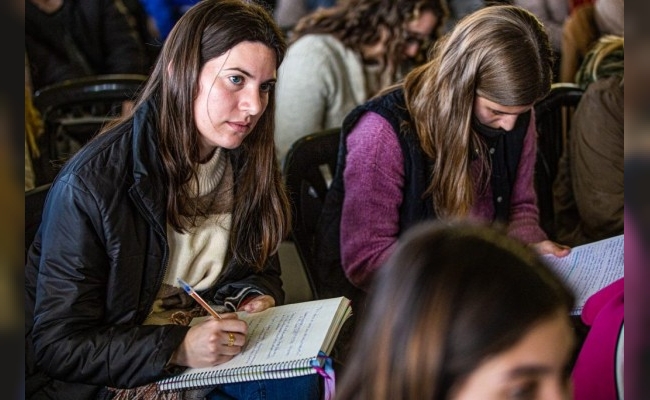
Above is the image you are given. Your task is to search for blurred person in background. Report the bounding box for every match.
[513,0,570,81]
[553,35,624,246]
[559,0,623,82]
[138,0,199,42]
[25,0,150,93]
[273,0,337,33]
[337,221,577,400]
[274,0,448,163]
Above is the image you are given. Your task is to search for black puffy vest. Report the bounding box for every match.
[313,88,528,301]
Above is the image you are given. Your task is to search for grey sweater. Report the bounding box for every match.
[274,34,378,162]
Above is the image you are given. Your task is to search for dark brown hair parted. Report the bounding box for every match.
[127,0,290,270]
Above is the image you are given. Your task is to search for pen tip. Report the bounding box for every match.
[177,278,191,293]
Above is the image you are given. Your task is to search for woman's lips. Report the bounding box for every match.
[228,121,250,133]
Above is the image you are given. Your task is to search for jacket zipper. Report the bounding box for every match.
[130,190,169,321]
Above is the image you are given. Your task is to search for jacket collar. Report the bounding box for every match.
[129,100,167,232]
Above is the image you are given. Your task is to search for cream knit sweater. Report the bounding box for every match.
[144,148,234,325]
[164,148,234,292]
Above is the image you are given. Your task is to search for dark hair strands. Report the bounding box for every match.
[291,0,449,88]
[110,0,290,270]
[336,222,575,400]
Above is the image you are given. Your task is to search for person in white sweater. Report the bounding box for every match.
[274,0,448,163]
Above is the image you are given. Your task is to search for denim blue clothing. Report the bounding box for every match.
[306,0,336,10]
[139,0,199,40]
[206,374,321,400]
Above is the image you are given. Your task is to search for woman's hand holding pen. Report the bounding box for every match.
[170,314,248,368]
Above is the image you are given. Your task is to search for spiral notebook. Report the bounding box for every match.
[157,296,352,392]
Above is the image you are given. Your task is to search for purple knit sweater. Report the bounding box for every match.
[341,111,548,289]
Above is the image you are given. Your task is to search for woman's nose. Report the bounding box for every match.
[498,114,519,131]
[240,89,262,115]
[404,42,420,58]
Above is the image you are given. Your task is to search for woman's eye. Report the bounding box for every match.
[509,382,537,400]
[260,82,275,93]
[229,76,244,85]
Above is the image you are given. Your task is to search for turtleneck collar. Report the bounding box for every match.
[189,147,226,198]
[471,116,509,139]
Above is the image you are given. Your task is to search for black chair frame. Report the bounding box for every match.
[32,74,148,182]
[533,83,584,240]
[282,127,341,299]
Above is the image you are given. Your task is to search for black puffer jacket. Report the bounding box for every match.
[25,0,150,91]
[25,101,285,399]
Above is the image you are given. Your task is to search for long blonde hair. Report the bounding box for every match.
[575,34,624,89]
[403,5,553,218]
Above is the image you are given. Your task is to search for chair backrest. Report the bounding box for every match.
[534,83,584,240]
[25,183,52,260]
[282,127,341,299]
[33,74,148,180]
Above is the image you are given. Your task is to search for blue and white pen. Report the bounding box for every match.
[177,278,222,319]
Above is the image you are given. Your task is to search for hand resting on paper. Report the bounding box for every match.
[530,240,571,257]
[237,294,276,313]
[169,313,248,368]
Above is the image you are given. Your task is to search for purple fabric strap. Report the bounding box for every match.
[311,351,335,400]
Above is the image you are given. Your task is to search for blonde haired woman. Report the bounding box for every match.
[315,5,571,303]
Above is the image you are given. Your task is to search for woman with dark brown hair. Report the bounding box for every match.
[25,1,319,399]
